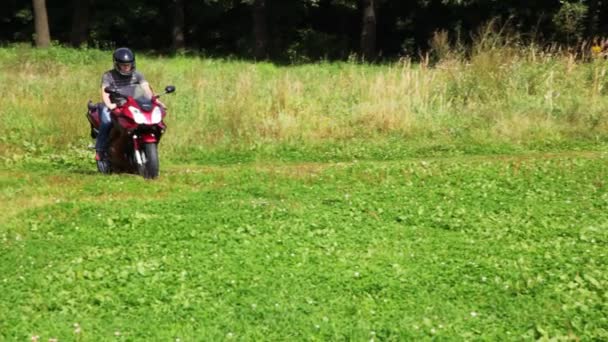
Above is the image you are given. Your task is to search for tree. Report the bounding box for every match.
[70,0,90,47]
[32,0,50,47]
[0,0,602,59]
[253,0,269,59]
[360,0,376,60]
[172,0,186,51]
[553,1,588,44]
[585,0,599,37]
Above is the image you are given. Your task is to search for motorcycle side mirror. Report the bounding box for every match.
[164,85,176,94]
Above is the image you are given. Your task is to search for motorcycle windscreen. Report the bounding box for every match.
[125,84,154,112]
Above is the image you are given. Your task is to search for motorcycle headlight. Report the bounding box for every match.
[129,106,146,124]
[151,106,162,124]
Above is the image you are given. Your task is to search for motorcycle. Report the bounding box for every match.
[86,84,175,179]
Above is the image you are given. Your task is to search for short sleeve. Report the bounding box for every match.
[135,71,147,84]
[101,72,113,87]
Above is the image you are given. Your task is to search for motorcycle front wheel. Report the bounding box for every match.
[141,143,159,179]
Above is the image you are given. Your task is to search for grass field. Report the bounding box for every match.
[1,46,608,340]
[2,151,607,340]
[2,43,608,160]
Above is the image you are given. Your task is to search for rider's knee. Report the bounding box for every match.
[100,107,112,125]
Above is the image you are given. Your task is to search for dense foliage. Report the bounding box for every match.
[4,0,608,61]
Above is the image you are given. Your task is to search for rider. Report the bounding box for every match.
[96,47,161,161]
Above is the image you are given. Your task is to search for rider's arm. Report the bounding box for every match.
[138,72,166,108]
[141,80,166,109]
[100,73,117,110]
[141,81,154,99]
[135,72,154,98]
[101,86,117,110]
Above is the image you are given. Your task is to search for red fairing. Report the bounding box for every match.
[117,116,138,130]
[86,84,175,179]
[153,98,167,118]
[141,133,157,143]
[89,109,101,127]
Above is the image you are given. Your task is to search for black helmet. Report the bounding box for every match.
[113,47,136,76]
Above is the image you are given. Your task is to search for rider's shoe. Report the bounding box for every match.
[95,151,111,174]
[96,150,112,160]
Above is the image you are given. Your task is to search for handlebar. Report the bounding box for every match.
[104,85,175,109]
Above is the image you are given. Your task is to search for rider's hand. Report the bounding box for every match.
[108,103,117,110]
[156,99,167,110]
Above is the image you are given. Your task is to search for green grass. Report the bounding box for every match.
[1,44,608,163]
[1,152,607,340]
[1,45,608,340]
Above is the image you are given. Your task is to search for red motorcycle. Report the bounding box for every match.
[86,85,175,179]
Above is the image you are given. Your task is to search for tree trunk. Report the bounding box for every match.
[253,0,268,60]
[172,0,186,51]
[586,0,599,37]
[360,0,376,61]
[32,0,51,47]
[70,0,90,47]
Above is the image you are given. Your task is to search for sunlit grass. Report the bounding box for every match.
[1,43,607,341]
[1,152,607,340]
[1,44,607,163]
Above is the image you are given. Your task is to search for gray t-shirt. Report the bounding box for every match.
[101,70,147,98]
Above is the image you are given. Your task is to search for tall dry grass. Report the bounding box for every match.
[1,39,607,159]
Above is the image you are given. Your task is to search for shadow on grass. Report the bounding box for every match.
[68,168,99,175]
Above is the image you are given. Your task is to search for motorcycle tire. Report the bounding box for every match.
[142,143,159,179]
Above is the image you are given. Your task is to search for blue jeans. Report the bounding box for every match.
[95,106,112,153]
